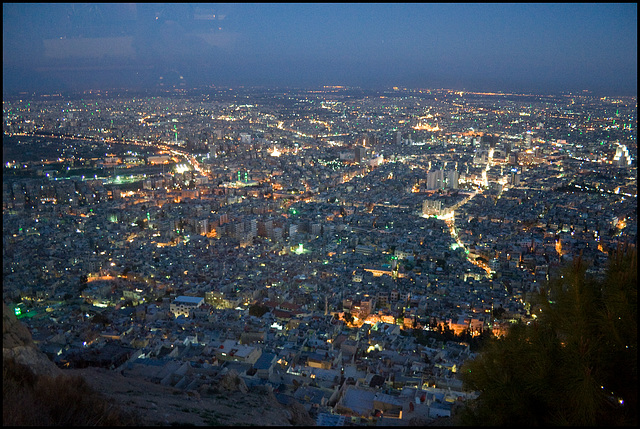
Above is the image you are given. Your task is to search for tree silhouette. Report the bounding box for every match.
[343,312,354,325]
[460,244,637,426]
[492,305,506,320]
[135,219,145,230]
[248,304,269,318]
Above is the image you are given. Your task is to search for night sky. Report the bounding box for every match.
[3,3,637,95]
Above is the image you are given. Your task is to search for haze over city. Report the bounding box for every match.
[3,3,638,95]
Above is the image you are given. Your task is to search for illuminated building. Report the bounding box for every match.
[510,169,521,186]
[445,170,459,189]
[525,131,533,148]
[240,133,251,144]
[426,170,444,190]
[170,296,204,317]
[423,199,444,217]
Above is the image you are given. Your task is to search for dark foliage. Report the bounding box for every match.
[248,304,270,318]
[460,245,637,426]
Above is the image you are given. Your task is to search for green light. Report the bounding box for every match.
[14,307,21,316]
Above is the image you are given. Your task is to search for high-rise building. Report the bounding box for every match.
[614,144,632,167]
[422,199,443,216]
[525,131,533,148]
[311,223,322,236]
[197,218,209,235]
[233,221,245,238]
[426,170,444,190]
[289,224,298,239]
[258,219,274,238]
[473,150,489,165]
[354,146,366,163]
[510,169,521,186]
[445,170,459,189]
[249,218,258,237]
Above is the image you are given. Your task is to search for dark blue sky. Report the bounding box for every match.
[3,3,637,95]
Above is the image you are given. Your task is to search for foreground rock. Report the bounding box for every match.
[3,302,61,378]
[3,301,313,426]
[66,366,314,426]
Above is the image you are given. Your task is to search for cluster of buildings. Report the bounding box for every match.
[3,86,636,425]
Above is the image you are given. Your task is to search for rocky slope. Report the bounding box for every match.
[66,366,313,426]
[3,301,314,426]
[3,302,61,378]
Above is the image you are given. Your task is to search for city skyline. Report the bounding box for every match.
[3,3,638,96]
[3,84,636,425]
[3,3,637,426]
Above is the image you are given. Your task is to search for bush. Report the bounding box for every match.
[248,304,269,318]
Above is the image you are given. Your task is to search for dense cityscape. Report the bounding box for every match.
[3,84,636,425]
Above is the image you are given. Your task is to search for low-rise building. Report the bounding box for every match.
[170,296,205,317]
